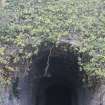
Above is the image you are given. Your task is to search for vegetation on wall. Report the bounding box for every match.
[0,0,105,87]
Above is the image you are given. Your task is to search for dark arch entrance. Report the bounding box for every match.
[30,45,84,105]
[45,84,73,105]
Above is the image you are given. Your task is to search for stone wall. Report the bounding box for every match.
[3,45,105,105]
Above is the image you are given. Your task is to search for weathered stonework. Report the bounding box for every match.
[3,45,105,105]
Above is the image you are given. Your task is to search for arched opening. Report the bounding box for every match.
[28,45,85,105]
[45,84,73,105]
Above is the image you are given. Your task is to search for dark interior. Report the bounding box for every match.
[45,84,73,105]
[31,46,84,105]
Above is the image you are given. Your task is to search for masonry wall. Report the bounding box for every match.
[4,46,105,105]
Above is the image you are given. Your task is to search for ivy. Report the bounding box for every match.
[0,0,105,87]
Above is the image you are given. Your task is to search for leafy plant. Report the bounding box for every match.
[0,0,105,87]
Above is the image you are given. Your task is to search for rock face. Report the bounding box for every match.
[5,45,105,105]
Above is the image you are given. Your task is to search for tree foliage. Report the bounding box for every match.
[0,0,105,86]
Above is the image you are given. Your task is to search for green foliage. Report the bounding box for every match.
[0,0,105,86]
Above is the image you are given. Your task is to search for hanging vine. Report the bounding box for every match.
[43,46,53,77]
